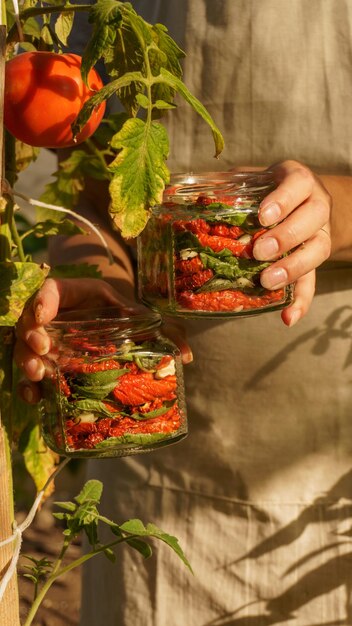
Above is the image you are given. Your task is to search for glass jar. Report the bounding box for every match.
[40,308,187,458]
[138,171,294,318]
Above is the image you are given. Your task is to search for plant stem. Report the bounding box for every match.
[22,534,140,626]
[10,214,25,261]
[85,138,112,175]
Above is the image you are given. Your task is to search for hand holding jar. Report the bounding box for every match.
[253,160,332,326]
[138,160,332,324]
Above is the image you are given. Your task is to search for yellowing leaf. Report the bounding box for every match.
[108,118,169,238]
[23,425,58,499]
[0,262,49,327]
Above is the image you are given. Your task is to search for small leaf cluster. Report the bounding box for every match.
[22,555,53,588]
[53,479,192,571]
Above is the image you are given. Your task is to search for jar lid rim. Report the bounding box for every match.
[165,170,275,199]
[46,307,161,330]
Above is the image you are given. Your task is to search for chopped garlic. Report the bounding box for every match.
[237,234,252,244]
[236,277,255,289]
[155,359,176,379]
[179,248,198,260]
[77,412,97,423]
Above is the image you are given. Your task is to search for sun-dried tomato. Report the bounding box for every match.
[67,422,97,435]
[84,433,106,448]
[112,371,177,405]
[175,256,204,275]
[173,219,210,234]
[252,228,267,242]
[102,401,121,414]
[58,374,71,397]
[69,338,117,355]
[196,232,252,258]
[209,223,244,239]
[177,288,285,311]
[175,269,213,292]
[96,417,114,436]
[66,358,122,374]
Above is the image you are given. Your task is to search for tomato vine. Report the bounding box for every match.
[0,0,225,622]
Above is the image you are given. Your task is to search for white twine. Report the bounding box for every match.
[13,190,114,265]
[0,458,70,603]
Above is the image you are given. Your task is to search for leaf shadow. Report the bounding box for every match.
[208,470,352,625]
[244,306,352,390]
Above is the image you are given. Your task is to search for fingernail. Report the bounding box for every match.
[287,309,302,327]
[183,350,193,365]
[253,236,279,260]
[259,202,281,226]
[260,267,288,290]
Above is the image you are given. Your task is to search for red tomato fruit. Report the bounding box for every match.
[4,51,106,148]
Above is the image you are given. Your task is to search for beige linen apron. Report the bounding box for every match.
[81,2,352,624]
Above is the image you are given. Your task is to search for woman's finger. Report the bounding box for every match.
[33,277,124,325]
[259,227,331,290]
[14,338,46,381]
[259,161,318,226]
[254,199,330,261]
[280,270,316,327]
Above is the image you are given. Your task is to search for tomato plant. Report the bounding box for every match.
[0,1,225,623]
[4,51,106,148]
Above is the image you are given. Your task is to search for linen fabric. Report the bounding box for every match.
[80,2,352,624]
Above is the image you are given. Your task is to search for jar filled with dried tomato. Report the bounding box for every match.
[41,308,187,458]
[138,171,294,317]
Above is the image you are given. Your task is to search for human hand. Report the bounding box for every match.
[252,160,331,326]
[15,277,192,403]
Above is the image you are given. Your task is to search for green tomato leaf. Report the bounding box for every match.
[81,0,123,85]
[135,92,150,109]
[0,262,49,326]
[103,6,147,115]
[108,118,169,237]
[36,150,109,222]
[55,501,77,512]
[153,99,176,111]
[75,479,103,505]
[158,68,224,157]
[103,547,116,562]
[125,538,152,559]
[119,519,192,572]
[54,11,74,47]
[72,72,144,137]
[32,219,85,238]
[15,140,39,173]
[22,16,41,39]
[149,24,185,109]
